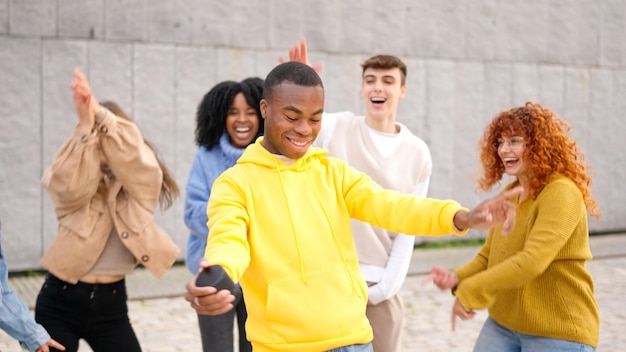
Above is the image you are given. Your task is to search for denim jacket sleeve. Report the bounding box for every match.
[0,230,51,352]
[184,150,211,240]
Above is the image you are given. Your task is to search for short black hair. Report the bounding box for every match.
[263,62,323,101]
[194,77,264,149]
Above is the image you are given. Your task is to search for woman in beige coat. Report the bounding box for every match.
[35,68,180,352]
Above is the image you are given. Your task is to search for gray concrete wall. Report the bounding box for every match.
[1,0,624,270]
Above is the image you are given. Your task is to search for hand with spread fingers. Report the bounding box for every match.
[452,186,522,235]
[279,38,324,73]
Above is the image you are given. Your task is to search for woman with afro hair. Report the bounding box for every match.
[426,102,600,351]
[184,77,263,352]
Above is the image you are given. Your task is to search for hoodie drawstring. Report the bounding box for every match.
[303,159,364,300]
[275,159,308,284]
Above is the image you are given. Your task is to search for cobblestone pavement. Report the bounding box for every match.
[399,257,626,351]
[1,236,625,351]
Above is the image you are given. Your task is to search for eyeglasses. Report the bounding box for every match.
[495,136,524,150]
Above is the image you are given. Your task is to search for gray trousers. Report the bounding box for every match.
[198,290,251,352]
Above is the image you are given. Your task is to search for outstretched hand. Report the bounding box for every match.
[278,38,324,73]
[70,68,100,127]
[422,265,458,290]
[454,186,523,234]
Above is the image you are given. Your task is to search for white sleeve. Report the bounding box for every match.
[367,176,431,304]
[367,233,415,304]
[414,176,430,198]
[314,112,339,149]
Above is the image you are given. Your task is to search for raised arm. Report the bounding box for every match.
[73,69,163,211]
[41,69,105,215]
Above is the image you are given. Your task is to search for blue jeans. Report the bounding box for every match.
[327,342,373,352]
[474,317,596,352]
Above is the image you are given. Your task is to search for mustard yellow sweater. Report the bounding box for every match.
[454,176,599,347]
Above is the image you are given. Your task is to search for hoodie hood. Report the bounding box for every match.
[238,137,328,171]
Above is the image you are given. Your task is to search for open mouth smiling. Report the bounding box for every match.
[287,138,309,148]
[503,157,519,168]
[371,97,386,106]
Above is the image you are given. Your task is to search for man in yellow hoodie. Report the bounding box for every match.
[185,61,522,352]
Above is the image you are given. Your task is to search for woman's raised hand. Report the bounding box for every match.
[70,68,100,127]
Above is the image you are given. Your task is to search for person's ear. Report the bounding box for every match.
[260,99,268,119]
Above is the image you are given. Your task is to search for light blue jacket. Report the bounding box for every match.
[184,133,245,273]
[0,222,51,351]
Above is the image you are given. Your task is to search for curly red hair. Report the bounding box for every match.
[477,102,600,219]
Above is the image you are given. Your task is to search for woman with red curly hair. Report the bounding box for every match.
[425,102,600,351]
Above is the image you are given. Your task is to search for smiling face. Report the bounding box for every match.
[361,67,406,123]
[225,92,261,148]
[260,82,324,159]
[497,135,526,179]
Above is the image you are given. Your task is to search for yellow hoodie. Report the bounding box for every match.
[205,138,466,352]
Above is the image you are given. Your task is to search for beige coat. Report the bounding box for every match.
[41,112,179,284]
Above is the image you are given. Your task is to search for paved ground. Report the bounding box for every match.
[1,233,625,352]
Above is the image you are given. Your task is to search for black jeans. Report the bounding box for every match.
[35,274,141,352]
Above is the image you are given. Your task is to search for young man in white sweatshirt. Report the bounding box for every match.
[314,54,430,352]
